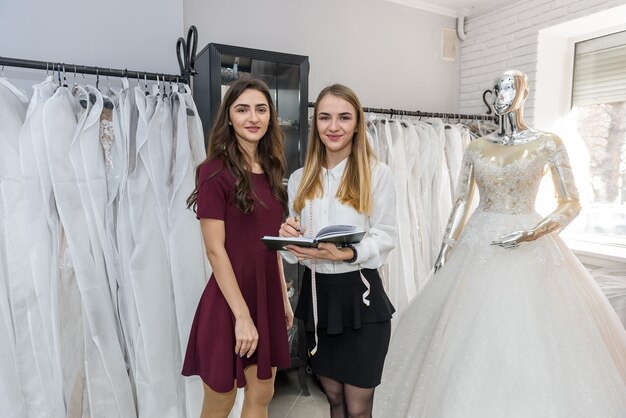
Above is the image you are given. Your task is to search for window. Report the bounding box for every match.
[563,30,626,248]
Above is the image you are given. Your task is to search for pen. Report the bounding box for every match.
[294,216,302,235]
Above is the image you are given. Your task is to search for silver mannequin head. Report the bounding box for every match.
[492,70,528,116]
[488,70,540,144]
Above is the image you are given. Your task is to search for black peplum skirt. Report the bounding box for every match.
[295,268,395,388]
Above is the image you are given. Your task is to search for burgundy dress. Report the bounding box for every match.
[182,159,290,392]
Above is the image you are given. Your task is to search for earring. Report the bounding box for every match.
[228,121,232,125]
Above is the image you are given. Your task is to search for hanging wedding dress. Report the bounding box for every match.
[377,120,416,313]
[402,121,430,290]
[443,124,465,200]
[413,121,438,268]
[374,135,626,417]
[426,119,452,256]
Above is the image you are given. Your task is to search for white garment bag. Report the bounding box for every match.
[0,77,30,418]
[102,87,129,355]
[180,85,243,417]
[1,77,64,417]
[43,86,136,418]
[129,87,180,418]
[181,85,207,172]
[72,86,125,348]
[20,77,70,418]
[169,89,208,417]
[402,122,430,290]
[181,85,212,284]
[115,82,141,383]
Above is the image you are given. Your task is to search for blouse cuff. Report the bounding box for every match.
[280,250,298,264]
[353,240,373,265]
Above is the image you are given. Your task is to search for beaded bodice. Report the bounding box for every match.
[462,136,579,217]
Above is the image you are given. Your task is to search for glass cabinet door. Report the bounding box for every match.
[193,43,309,178]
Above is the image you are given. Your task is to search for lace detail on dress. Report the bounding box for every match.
[546,139,580,201]
[467,137,579,217]
[99,116,114,175]
[457,211,564,267]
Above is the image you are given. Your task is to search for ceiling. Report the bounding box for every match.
[384,0,511,17]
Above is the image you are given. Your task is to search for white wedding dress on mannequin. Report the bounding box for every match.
[374,136,626,418]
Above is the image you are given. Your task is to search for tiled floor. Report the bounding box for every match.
[269,368,330,418]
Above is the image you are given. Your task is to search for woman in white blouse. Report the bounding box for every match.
[279,84,396,418]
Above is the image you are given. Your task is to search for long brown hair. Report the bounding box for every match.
[293,84,375,215]
[187,77,287,213]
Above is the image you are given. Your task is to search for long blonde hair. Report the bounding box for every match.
[293,84,375,215]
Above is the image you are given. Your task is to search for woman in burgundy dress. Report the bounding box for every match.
[182,78,292,418]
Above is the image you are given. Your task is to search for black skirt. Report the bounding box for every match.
[295,268,395,388]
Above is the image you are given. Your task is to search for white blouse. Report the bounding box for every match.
[282,157,396,274]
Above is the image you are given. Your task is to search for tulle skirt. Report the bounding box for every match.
[374,210,626,418]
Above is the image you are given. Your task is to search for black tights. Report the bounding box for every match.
[319,376,375,418]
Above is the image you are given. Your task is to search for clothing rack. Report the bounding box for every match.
[0,55,185,84]
[0,26,199,85]
[307,102,496,122]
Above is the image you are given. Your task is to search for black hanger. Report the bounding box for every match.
[103,73,115,109]
[482,89,493,115]
[61,64,69,87]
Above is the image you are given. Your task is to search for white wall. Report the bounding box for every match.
[535,7,626,132]
[184,0,461,112]
[458,0,626,123]
[0,0,184,91]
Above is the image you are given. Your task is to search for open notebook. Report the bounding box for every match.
[262,224,365,251]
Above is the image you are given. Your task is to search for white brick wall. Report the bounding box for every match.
[459,0,626,122]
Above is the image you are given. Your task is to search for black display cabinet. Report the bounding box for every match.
[193,43,311,395]
[194,43,309,178]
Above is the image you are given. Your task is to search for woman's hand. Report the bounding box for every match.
[279,217,306,237]
[284,301,294,330]
[234,314,259,358]
[285,242,354,262]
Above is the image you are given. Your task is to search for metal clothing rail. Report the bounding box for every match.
[307,101,496,122]
[0,55,185,84]
[0,25,199,85]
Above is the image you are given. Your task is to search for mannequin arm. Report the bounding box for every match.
[434,153,476,272]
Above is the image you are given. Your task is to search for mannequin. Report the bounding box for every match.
[374,70,626,418]
[434,69,580,270]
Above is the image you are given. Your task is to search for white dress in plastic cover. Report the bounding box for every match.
[374,135,626,418]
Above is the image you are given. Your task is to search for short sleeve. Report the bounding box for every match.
[196,163,230,220]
